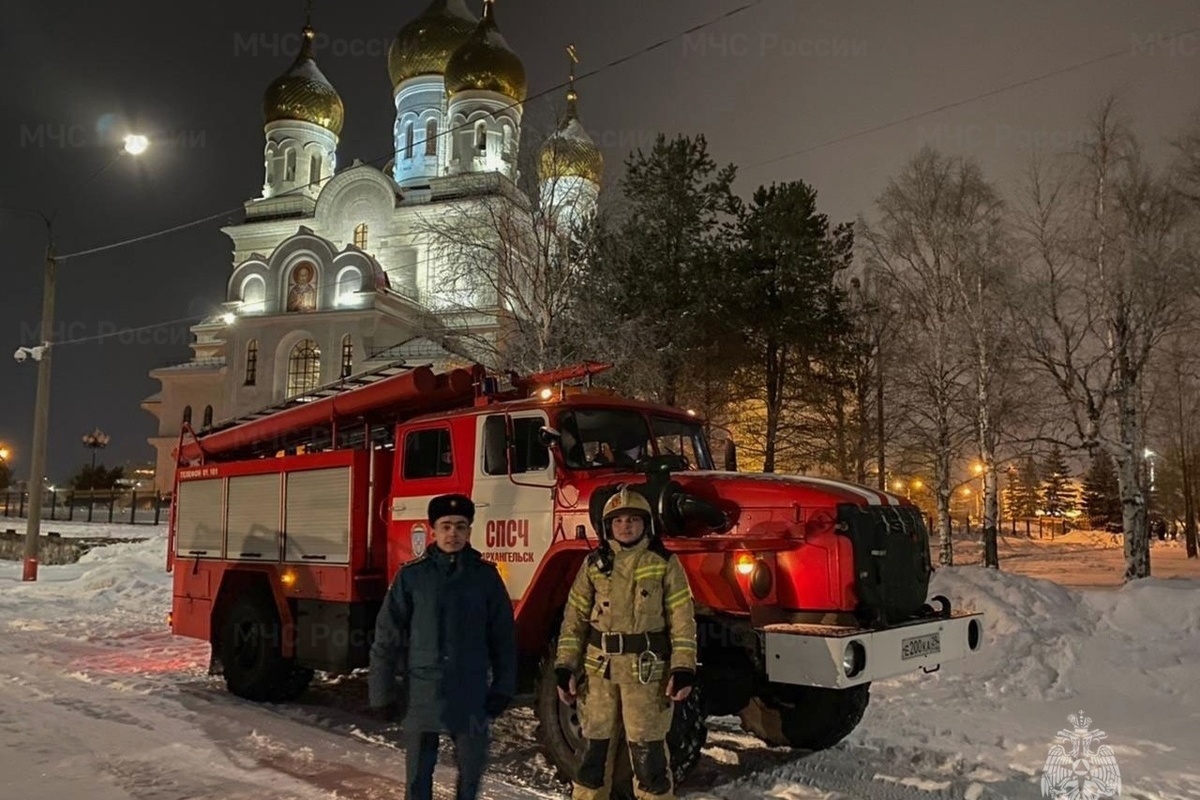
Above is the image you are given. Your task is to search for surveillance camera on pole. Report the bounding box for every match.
[13,345,47,363]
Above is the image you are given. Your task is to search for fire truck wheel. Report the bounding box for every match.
[220,595,312,703]
[535,645,708,796]
[738,683,870,751]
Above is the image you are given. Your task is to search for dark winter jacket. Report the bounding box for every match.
[368,543,517,734]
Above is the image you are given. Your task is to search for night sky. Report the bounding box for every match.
[0,0,1196,484]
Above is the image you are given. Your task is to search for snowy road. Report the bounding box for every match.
[3,528,1200,799]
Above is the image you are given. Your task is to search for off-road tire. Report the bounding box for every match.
[739,683,870,751]
[219,595,313,702]
[535,644,707,798]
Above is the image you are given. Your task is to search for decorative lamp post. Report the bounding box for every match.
[82,428,111,471]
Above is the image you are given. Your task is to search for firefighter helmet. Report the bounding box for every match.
[602,486,652,521]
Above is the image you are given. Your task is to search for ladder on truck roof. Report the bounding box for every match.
[199,359,425,439]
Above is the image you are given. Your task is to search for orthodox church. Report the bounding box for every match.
[140,0,604,492]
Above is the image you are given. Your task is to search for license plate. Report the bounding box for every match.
[901,632,941,660]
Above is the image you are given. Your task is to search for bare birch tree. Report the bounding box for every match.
[412,173,593,373]
[860,147,986,566]
[1016,98,1196,581]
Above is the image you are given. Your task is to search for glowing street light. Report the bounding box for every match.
[123,133,150,156]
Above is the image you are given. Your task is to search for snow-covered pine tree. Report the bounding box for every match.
[1013,456,1042,518]
[1082,450,1121,528]
[1041,445,1075,517]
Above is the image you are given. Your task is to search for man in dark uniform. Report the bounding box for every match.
[368,493,517,800]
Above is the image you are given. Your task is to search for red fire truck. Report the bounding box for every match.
[167,360,984,784]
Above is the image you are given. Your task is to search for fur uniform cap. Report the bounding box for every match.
[428,493,475,525]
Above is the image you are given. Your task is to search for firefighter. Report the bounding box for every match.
[553,486,697,800]
[368,493,517,800]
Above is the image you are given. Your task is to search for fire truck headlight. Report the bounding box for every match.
[842,640,867,678]
[734,553,755,576]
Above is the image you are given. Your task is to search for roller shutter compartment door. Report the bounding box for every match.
[284,467,351,564]
[175,478,224,558]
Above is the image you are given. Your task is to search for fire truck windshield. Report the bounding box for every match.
[557,408,713,470]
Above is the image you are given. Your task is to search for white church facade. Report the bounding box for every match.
[141,0,605,492]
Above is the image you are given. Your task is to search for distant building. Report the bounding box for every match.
[141,0,604,493]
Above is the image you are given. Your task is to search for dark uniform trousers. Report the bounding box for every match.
[405,729,490,800]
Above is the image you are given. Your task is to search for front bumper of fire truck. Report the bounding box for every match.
[758,609,985,689]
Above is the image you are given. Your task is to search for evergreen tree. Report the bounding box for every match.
[1012,456,1042,517]
[725,180,853,473]
[69,464,124,491]
[1041,445,1075,517]
[575,133,740,407]
[1081,450,1121,527]
[0,459,9,491]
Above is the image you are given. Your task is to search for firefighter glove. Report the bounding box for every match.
[555,667,575,693]
[669,668,695,692]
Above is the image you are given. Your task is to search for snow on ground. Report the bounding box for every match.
[1,524,1199,798]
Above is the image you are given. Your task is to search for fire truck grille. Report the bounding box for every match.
[837,503,934,626]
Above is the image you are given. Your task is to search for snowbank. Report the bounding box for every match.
[0,525,171,639]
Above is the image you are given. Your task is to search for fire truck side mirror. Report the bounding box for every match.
[723,439,738,472]
[538,426,562,449]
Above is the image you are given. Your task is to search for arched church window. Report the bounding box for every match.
[182,405,192,425]
[286,262,318,312]
[240,275,266,313]
[405,122,414,160]
[287,339,321,397]
[336,267,363,305]
[245,340,258,386]
[202,405,213,429]
[502,125,515,159]
[425,120,438,156]
[475,123,487,153]
[309,154,322,186]
[285,149,296,182]
[341,334,354,379]
[354,223,368,249]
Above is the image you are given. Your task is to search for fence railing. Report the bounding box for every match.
[0,489,168,526]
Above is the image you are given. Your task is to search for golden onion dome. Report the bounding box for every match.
[444,0,527,103]
[263,25,345,136]
[538,89,603,185]
[387,0,478,90]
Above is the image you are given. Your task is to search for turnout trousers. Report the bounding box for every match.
[572,672,675,800]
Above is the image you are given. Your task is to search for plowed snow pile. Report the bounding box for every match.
[705,567,1200,799]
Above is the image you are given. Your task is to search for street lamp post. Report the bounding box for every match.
[82,428,111,471]
[9,134,147,581]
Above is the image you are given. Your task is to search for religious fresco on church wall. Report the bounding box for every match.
[286,261,319,312]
